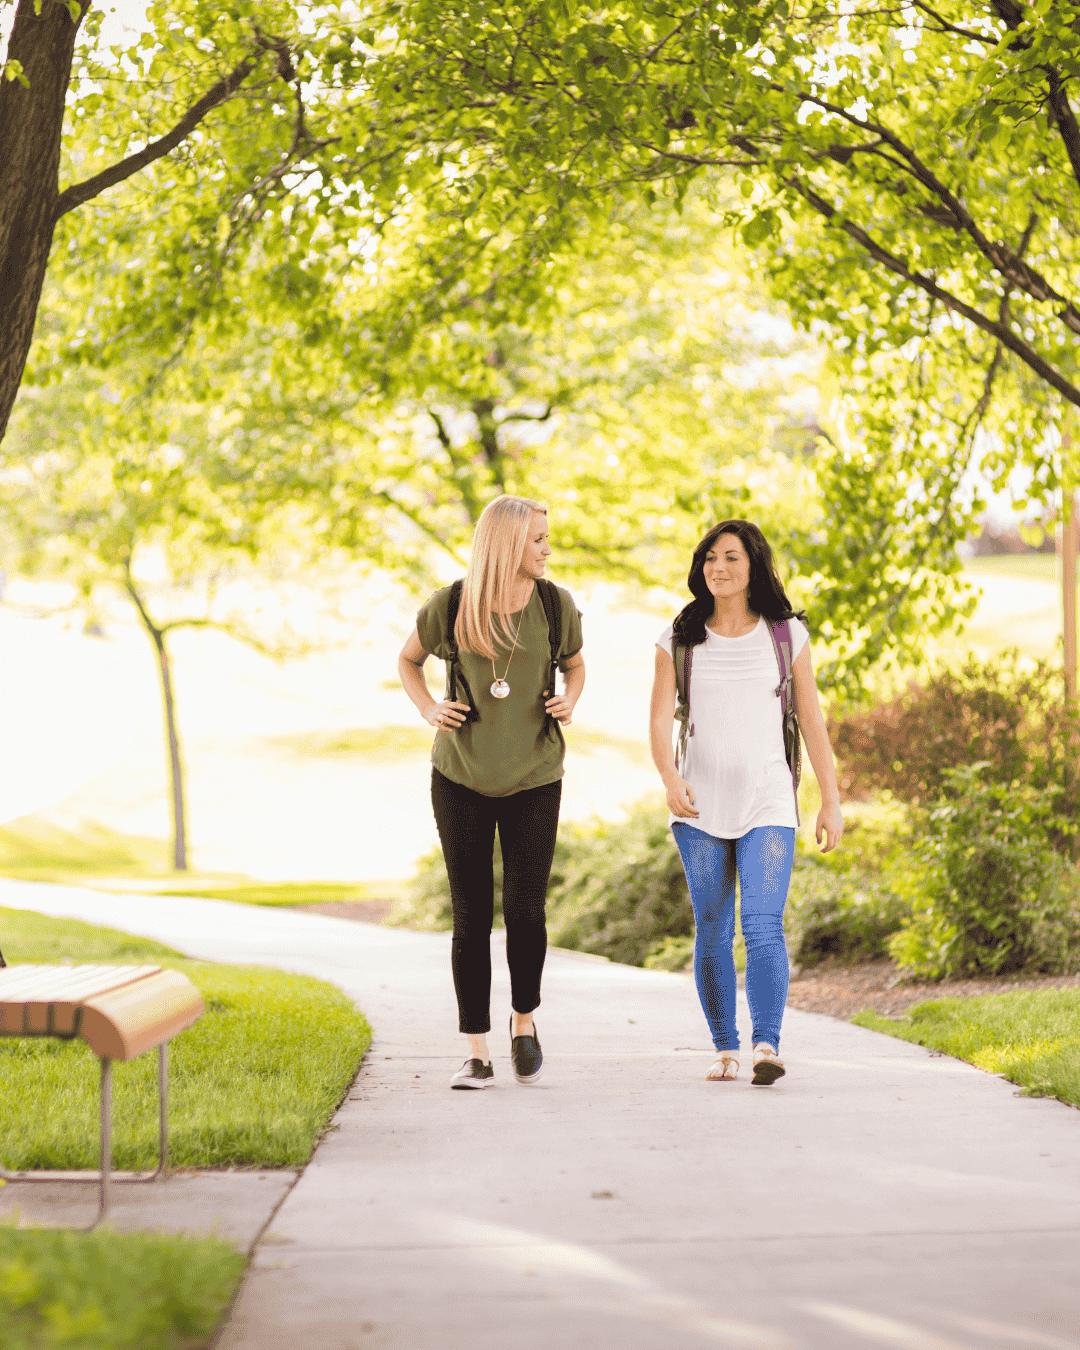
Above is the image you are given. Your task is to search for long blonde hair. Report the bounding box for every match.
[456,495,547,658]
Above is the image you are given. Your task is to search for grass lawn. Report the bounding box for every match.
[149,880,404,907]
[854,988,1080,1108]
[0,1226,244,1350]
[963,553,1058,582]
[0,820,176,885]
[0,818,404,906]
[272,721,650,765]
[0,906,371,1170]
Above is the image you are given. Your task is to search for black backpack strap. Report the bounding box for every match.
[672,641,694,772]
[768,618,802,823]
[444,580,479,723]
[535,578,563,737]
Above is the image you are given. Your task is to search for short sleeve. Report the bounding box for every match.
[415,586,452,660]
[656,623,675,662]
[790,617,810,661]
[556,586,584,670]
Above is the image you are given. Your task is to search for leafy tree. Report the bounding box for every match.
[0,356,324,870]
[362,0,1080,681]
[335,196,822,584]
[0,0,401,441]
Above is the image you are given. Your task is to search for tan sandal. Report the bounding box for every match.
[751,1043,785,1086]
[706,1053,739,1082]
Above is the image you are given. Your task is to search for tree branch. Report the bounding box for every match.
[375,489,468,566]
[774,87,1080,333]
[1045,64,1080,193]
[781,172,1080,409]
[909,1,996,44]
[53,50,263,220]
[500,404,553,424]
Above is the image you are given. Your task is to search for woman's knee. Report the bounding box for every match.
[740,911,786,951]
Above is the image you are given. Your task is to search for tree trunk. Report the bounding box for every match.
[0,0,88,443]
[154,625,189,872]
[1060,476,1079,855]
[1063,489,1078,712]
[125,572,189,871]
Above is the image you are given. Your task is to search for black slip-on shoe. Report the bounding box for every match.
[510,1014,543,1084]
[451,1058,494,1090]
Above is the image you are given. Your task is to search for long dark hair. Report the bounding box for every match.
[672,520,801,647]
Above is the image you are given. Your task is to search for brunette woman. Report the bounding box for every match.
[398,496,585,1089]
[649,520,843,1085]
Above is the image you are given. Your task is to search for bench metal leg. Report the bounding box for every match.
[2,1040,171,1230]
[97,1057,112,1226]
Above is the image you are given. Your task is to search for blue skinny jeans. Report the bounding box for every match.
[672,823,796,1053]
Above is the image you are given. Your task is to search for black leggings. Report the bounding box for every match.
[431,768,562,1034]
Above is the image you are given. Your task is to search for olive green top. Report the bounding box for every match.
[416,582,583,797]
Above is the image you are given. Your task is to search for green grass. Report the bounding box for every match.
[963,553,1058,582]
[563,728,650,763]
[271,722,649,765]
[271,724,434,759]
[148,880,405,907]
[0,820,174,885]
[0,819,401,907]
[0,1226,244,1350]
[0,907,372,1170]
[854,988,1080,1107]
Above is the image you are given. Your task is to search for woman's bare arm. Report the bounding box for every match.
[792,643,844,852]
[649,646,699,818]
[397,628,471,729]
[546,650,585,725]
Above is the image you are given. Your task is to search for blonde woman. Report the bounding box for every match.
[398,496,585,1090]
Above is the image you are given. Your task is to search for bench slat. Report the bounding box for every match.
[0,965,203,1058]
[81,971,205,1060]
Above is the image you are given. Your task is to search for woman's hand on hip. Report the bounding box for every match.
[816,802,844,853]
[544,693,576,726]
[665,776,699,818]
[426,700,471,730]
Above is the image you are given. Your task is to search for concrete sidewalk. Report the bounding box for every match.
[2,878,1078,1350]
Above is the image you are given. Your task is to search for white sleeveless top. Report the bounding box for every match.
[657,616,809,840]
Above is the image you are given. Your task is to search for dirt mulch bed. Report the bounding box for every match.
[787,957,1080,1020]
[292,903,1080,1020]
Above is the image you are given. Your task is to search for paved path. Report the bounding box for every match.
[2,878,1079,1350]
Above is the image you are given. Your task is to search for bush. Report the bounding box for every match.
[785,811,911,969]
[393,801,696,966]
[395,798,912,973]
[889,765,1080,979]
[546,801,694,967]
[829,653,1072,804]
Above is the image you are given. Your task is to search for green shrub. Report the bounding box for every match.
[396,798,913,973]
[889,764,1080,979]
[829,653,1073,804]
[545,801,694,967]
[393,800,694,967]
[785,810,911,969]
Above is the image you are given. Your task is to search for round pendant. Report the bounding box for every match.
[490,679,511,699]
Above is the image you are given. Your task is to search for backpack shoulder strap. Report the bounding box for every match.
[768,618,801,822]
[672,640,694,771]
[767,618,794,710]
[535,578,562,670]
[445,579,464,657]
[535,578,563,737]
[442,579,478,722]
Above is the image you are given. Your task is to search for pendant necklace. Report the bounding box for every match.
[490,613,522,700]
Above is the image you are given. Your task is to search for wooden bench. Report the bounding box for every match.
[0,964,205,1225]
